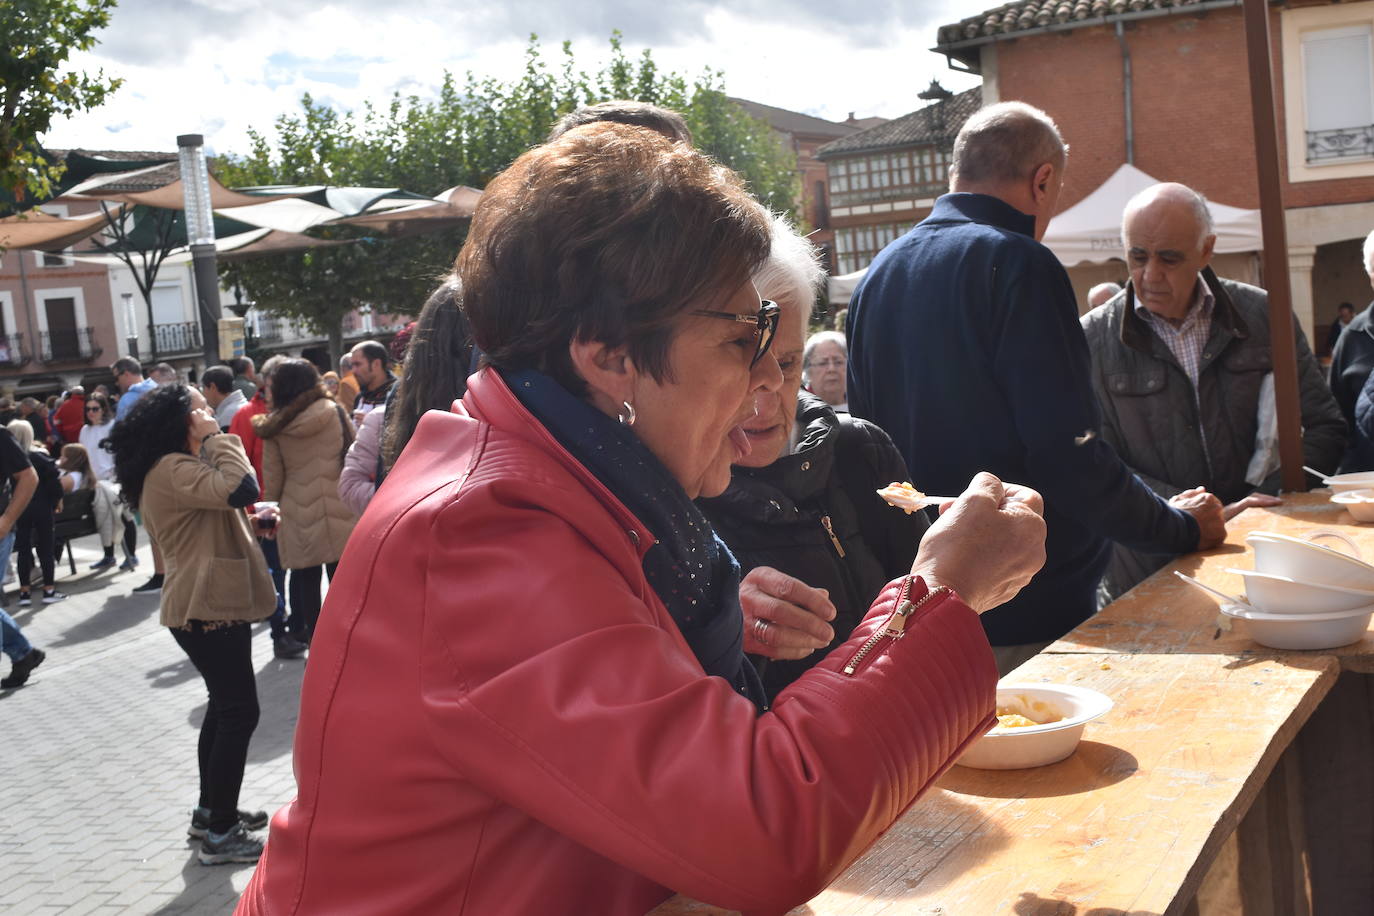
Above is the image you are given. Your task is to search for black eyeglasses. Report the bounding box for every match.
[691,300,781,368]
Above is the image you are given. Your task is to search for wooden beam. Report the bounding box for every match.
[1242,0,1307,492]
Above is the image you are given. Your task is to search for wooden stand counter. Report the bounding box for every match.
[649,652,1337,916]
[1050,491,1374,670]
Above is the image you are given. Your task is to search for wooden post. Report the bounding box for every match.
[1242,0,1307,492]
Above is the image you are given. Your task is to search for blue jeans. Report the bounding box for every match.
[258,538,287,637]
[0,531,32,661]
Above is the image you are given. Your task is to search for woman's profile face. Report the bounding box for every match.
[627,281,783,499]
[736,290,806,468]
[807,340,847,407]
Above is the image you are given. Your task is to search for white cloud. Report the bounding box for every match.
[43,0,991,164]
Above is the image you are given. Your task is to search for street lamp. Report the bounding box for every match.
[177,133,222,363]
[121,292,139,358]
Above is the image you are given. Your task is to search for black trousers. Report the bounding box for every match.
[288,562,337,642]
[170,621,260,834]
[15,508,55,589]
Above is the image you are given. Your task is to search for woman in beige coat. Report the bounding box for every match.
[252,359,356,643]
[105,384,278,866]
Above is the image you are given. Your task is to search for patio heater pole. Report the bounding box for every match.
[177,134,222,364]
[1241,0,1306,492]
[121,292,138,359]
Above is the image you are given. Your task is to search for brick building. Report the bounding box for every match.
[815,88,983,276]
[732,99,868,273]
[934,0,1374,345]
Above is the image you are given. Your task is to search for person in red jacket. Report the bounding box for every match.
[237,122,1046,916]
[50,387,85,445]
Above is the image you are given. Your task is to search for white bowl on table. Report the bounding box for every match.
[1321,472,1374,494]
[1218,603,1373,651]
[957,684,1113,771]
[1224,567,1374,614]
[1332,489,1374,523]
[1246,531,1374,592]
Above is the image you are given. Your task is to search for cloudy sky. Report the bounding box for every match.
[45,0,995,164]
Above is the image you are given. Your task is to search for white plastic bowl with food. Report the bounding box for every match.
[1246,531,1374,591]
[1218,602,1373,650]
[957,684,1113,770]
[1224,567,1374,614]
[1332,489,1374,523]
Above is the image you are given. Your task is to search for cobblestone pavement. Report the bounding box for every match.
[0,533,306,915]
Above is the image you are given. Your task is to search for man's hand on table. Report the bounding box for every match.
[1223,492,1283,522]
[1169,485,1226,549]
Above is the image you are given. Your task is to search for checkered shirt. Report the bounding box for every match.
[1134,278,1215,388]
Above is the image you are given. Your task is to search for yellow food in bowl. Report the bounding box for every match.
[991,694,1065,730]
[995,713,1040,728]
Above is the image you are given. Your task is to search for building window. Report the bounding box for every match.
[1303,24,1374,163]
[834,221,916,275]
[827,147,951,207]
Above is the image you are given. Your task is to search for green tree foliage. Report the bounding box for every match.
[217,34,798,360]
[0,0,122,201]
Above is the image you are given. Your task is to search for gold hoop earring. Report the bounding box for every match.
[618,400,636,426]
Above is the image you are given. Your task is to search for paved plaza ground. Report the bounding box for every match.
[0,532,305,915]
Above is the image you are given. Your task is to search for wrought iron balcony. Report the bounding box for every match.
[0,334,27,368]
[1307,125,1374,163]
[253,316,283,342]
[153,321,202,355]
[40,327,100,363]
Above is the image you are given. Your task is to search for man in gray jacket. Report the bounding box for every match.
[1082,183,1346,600]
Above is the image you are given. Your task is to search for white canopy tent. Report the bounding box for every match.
[826,268,868,308]
[1042,163,1263,266]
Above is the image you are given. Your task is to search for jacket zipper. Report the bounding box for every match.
[842,579,950,676]
[820,514,846,557]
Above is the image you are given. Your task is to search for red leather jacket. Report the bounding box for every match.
[237,370,996,916]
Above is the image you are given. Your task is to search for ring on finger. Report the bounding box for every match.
[753,616,771,645]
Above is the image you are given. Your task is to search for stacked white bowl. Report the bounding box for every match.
[1222,531,1374,649]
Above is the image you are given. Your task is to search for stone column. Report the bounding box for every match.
[1288,244,1317,345]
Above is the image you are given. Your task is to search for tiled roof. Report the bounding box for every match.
[731,98,859,139]
[815,88,982,158]
[936,0,1263,47]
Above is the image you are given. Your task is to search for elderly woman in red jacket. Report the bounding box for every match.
[238,123,1046,916]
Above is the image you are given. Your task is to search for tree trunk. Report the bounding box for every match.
[328,322,344,370]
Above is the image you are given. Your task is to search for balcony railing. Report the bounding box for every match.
[40,327,100,363]
[0,334,27,368]
[1308,125,1374,163]
[253,316,283,342]
[153,321,202,355]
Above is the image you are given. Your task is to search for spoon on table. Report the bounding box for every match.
[1303,465,1334,482]
[1174,571,1250,635]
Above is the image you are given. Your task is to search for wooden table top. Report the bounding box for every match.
[1051,490,1374,671]
[649,651,1338,916]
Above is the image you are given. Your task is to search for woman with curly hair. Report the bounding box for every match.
[252,359,356,643]
[105,384,278,865]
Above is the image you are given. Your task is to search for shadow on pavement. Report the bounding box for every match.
[49,590,161,648]
[148,657,199,689]
[151,851,251,915]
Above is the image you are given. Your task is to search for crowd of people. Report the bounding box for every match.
[4,95,1374,914]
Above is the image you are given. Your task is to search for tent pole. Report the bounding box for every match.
[1242,0,1306,492]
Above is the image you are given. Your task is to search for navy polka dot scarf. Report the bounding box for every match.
[506,368,766,711]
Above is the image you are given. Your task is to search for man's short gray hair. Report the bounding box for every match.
[753,213,824,311]
[1364,228,1374,277]
[949,101,1067,186]
[1088,282,1122,308]
[1122,183,1216,249]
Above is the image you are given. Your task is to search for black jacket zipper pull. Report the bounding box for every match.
[820,515,846,557]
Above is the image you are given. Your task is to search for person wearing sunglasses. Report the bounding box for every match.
[700,216,931,702]
[239,123,1046,916]
[79,393,138,571]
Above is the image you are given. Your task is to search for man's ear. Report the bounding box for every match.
[1199,234,1217,271]
[568,337,636,418]
[1030,161,1056,207]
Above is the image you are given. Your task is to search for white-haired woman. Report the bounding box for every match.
[802,330,848,411]
[699,216,928,699]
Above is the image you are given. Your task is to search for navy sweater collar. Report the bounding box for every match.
[929,192,1037,238]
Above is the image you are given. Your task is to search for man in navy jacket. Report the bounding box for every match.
[847,102,1226,672]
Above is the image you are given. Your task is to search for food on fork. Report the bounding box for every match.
[877,481,928,514]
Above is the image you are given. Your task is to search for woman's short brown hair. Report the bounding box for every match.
[458,122,771,397]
